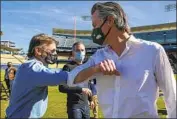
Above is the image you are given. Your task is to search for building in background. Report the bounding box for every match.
[1,40,16,48]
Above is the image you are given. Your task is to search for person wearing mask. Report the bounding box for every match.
[8,67,17,95]
[4,62,12,94]
[59,42,94,119]
[6,33,68,118]
[88,79,98,119]
[67,2,176,118]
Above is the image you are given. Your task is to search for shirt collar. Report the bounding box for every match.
[28,57,44,66]
[106,35,140,58]
[126,35,141,48]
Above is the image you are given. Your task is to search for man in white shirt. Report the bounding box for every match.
[67,2,176,118]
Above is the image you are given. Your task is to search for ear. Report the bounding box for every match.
[107,16,114,26]
[34,47,42,56]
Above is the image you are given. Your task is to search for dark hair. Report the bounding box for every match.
[91,2,131,33]
[27,33,58,58]
[7,62,12,65]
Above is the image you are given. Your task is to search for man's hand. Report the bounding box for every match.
[89,101,95,110]
[82,88,92,96]
[95,59,120,76]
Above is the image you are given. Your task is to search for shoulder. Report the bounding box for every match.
[62,61,76,71]
[90,46,110,58]
[19,59,45,72]
[134,37,164,53]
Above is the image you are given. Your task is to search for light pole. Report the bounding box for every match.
[74,16,76,40]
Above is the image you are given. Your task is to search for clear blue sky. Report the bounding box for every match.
[1,1,176,52]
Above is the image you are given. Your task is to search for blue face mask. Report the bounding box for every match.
[74,51,85,62]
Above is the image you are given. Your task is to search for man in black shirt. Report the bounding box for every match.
[59,42,94,119]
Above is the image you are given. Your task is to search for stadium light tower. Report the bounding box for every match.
[164,3,176,43]
[81,16,92,21]
[164,3,176,23]
[81,15,92,30]
[165,3,176,12]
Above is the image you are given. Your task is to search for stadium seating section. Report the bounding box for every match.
[134,29,176,44]
[1,54,26,64]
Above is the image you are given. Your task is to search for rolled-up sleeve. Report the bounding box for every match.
[67,57,95,87]
[155,45,176,118]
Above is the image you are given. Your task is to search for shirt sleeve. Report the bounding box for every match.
[29,62,68,87]
[154,45,176,118]
[67,56,95,87]
[58,84,82,93]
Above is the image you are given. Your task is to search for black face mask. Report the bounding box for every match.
[91,18,112,45]
[44,51,58,64]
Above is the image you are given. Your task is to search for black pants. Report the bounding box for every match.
[67,105,90,119]
[5,79,11,94]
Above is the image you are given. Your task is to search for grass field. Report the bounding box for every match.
[1,64,176,118]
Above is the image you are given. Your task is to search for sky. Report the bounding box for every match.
[1,1,176,52]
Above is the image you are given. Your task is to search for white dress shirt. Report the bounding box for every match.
[67,35,176,118]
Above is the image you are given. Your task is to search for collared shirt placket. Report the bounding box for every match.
[112,41,132,117]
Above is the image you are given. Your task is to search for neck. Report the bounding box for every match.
[35,56,48,67]
[108,28,130,56]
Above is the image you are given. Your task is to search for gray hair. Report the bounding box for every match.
[72,42,85,51]
[91,2,131,33]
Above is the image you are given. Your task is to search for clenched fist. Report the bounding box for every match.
[95,59,120,76]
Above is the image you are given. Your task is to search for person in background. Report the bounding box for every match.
[88,79,98,119]
[4,62,12,94]
[56,60,59,68]
[6,33,68,118]
[8,67,17,95]
[67,2,176,118]
[59,42,94,119]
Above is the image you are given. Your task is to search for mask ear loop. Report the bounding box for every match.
[100,17,108,28]
[103,16,113,43]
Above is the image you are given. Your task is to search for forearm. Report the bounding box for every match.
[74,66,99,84]
[59,84,82,93]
